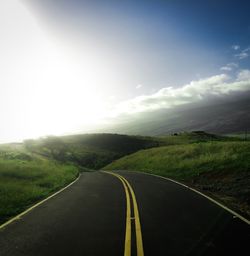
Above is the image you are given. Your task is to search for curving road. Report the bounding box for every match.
[0,171,249,255]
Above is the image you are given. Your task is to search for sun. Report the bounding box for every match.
[0,0,108,142]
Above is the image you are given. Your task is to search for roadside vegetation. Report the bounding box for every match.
[0,145,78,224]
[104,135,250,218]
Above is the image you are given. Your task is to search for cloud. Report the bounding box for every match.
[220,62,238,71]
[114,70,250,115]
[220,66,232,71]
[235,47,250,59]
[232,45,240,50]
[236,52,249,59]
[136,84,143,89]
[237,69,250,81]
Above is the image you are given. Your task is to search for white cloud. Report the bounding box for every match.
[113,71,250,115]
[236,52,249,59]
[108,95,116,101]
[136,84,143,89]
[220,66,232,71]
[235,47,250,59]
[220,62,238,71]
[237,69,250,81]
[232,45,240,50]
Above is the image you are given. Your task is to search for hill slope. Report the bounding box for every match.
[104,140,250,218]
[0,144,78,224]
[24,133,160,169]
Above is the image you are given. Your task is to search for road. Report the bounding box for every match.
[0,171,249,255]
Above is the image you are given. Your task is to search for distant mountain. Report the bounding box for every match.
[99,92,250,136]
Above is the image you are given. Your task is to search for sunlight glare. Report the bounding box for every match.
[0,0,107,142]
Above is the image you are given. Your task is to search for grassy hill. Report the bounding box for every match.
[24,133,160,169]
[0,144,78,224]
[104,138,250,218]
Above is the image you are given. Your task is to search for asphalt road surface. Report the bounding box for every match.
[0,171,249,256]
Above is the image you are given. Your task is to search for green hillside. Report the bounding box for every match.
[104,140,250,218]
[0,144,78,224]
[24,133,160,169]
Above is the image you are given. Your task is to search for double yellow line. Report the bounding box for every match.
[103,171,144,256]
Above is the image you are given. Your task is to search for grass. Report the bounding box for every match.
[0,147,78,224]
[104,141,250,178]
[104,141,250,218]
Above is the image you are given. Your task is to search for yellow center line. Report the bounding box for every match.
[115,173,144,256]
[103,171,144,256]
[103,171,131,256]
[117,175,132,256]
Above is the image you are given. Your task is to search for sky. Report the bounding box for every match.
[0,0,250,142]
